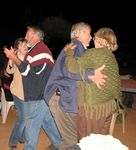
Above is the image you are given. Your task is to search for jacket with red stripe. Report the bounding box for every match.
[18,41,54,101]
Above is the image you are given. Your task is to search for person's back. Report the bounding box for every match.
[77,47,120,106]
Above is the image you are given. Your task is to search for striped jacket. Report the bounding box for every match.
[19,41,54,101]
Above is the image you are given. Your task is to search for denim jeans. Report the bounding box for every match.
[24,99,61,150]
[9,95,25,146]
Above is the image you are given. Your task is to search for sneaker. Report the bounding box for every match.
[45,144,58,150]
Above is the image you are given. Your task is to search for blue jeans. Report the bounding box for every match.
[24,99,61,150]
[9,95,25,146]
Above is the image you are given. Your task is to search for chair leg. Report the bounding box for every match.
[1,101,7,124]
[122,111,125,133]
[109,110,125,135]
[2,101,14,124]
[5,102,14,123]
[1,88,14,124]
[2,101,8,124]
[109,113,118,135]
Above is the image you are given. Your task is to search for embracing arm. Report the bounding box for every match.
[66,68,94,82]
[64,43,107,88]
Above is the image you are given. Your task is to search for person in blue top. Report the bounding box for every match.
[44,22,107,150]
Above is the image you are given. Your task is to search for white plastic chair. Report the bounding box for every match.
[1,87,14,124]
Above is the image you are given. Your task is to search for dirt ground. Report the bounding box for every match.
[0,100,136,150]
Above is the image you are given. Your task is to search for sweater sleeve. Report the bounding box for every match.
[65,48,94,82]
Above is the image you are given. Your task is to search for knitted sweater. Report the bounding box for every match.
[65,47,121,119]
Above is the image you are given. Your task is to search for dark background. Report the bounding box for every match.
[0,1,135,75]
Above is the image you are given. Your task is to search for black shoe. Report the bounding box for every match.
[9,146,17,150]
[45,144,58,150]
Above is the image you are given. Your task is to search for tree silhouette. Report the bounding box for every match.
[41,16,72,59]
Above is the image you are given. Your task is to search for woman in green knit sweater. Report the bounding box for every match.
[64,27,122,140]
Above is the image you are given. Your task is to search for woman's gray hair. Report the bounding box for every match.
[70,22,91,39]
[94,27,118,51]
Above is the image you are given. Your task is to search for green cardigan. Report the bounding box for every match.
[65,47,122,119]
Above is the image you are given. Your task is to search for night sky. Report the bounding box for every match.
[1,2,135,40]
[0,2,135,43]
[0,1,135,74]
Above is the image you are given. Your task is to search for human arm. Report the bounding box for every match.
[66,69,95,82]
[4,47,36,76]
[88,65,106,88]
[60,55,95,81]
[6,59,15,74]
[4,47,21,67]
[4,47,39,76]
[64,43,107,88]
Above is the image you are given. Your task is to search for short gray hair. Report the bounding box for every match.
[27,25,45,40]
[70,22,91,39]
